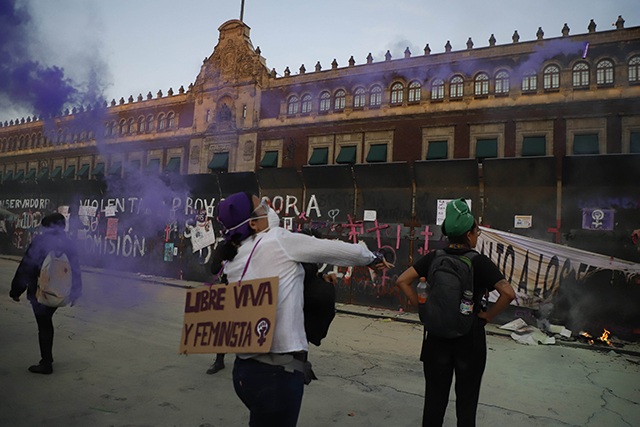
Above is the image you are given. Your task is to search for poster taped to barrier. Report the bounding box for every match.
[179,277,279,354]
[478,227,640,309]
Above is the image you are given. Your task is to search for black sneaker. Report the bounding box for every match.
[206,361,225,374]
[28,364,53,375]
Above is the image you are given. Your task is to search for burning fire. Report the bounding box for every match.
[580,329,613,346]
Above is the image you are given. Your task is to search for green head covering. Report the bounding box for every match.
[441,198,475,237]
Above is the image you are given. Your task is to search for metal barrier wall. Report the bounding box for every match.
[1,158,639,338]
[483,156,557,241]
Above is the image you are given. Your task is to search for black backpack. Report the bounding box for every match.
[419,250,478,339]
[302,262,336,346]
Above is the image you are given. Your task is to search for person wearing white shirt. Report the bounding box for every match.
[216,192,391,427]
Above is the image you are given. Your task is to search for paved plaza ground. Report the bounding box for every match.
[1,257,639,427]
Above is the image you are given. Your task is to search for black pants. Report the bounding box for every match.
[233,357,305,427]
[31,302,58,366]
[422,321,487,427]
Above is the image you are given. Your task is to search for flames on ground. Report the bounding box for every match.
[579,329,621,347]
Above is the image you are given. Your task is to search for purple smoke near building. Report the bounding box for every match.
[0,0,104,118]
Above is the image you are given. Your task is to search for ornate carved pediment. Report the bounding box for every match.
[194,20,269,90]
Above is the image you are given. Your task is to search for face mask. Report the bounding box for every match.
[268,208,280,230]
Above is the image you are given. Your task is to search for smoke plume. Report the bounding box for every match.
[0,0,108,120]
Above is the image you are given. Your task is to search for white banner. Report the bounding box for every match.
[478,227,640,309]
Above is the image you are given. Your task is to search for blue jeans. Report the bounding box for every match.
[233,356,305,427]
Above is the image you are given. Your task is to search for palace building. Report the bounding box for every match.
[0,17,639,181]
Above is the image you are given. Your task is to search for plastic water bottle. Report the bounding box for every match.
[460,290,474,315]
[417,277,428,304]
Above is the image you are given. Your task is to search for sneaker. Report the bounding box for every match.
[28,364,53,375]
[206,361,225,374]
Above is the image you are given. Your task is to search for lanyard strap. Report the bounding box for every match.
[205,236,263,288]
[207,261,228,288]
[238,236,263,286]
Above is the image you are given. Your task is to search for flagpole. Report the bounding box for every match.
[240,0,245,22]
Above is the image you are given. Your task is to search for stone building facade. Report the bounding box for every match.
[1,17,639,181]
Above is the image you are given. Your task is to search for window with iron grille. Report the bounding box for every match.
[522,70,537,92]
[354,88,366,108]
[287,96,299,115]
[390,83,404,104]
[572,63,589,87]
[596,60,614,85]
[319,92,331,111]
[408,81,421,102]
[334,90,346,110]
[301,94,312,113]
[474,73,489,96]
[370,86,382,106]
[431,79,444,100]
[450,76,464,98]
[543,65,560,89]
[495,71,509,94]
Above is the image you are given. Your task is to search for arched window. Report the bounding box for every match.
[354,88,366,108]
[147,115,154,131]
[334,90,346,110]
[88,131,94,140]
[431,79,444,100]
[596,60,614,85]
[390,82,404,104]
[158,113,166,130]
[474,73,489,96]
[138,117,145,132]
[287,95,299,115]
[167,112,175,128]
[80,131,87,141]
[495,71,510,94]
[104,122,110,137]
[319,92,331,111]
[629,56,640,83]
[334,89,346,110]
[543,65,560,89]
[370,86,382,106]
[37,133,43,147]
[408,81,421,102]
[450,76,464,98]
[572,63,589,87]
[128,118,135,133]
[119,119,127,134]
[301,94,312,113]
[522,70,537,91]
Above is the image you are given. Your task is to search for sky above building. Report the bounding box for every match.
[1,0,639,121]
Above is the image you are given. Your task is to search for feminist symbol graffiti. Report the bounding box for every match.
[256,318,271,346]
[591,209,604,229]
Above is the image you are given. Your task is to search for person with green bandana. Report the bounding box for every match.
[396,198,515,427]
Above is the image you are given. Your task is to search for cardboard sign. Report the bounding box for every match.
[178,277,279,355]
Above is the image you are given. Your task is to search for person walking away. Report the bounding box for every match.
[9,212,82,374]
[396,199,514,427]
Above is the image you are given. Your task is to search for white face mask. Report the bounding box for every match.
[267,208,280,230]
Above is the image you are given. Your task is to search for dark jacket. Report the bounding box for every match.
[10,228,83,302]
